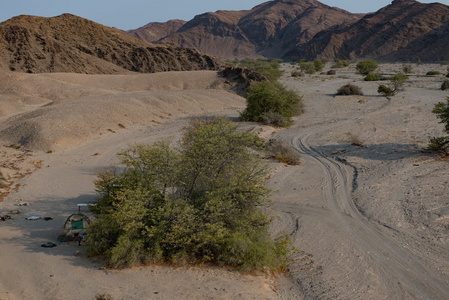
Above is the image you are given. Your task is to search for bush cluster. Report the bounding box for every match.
[86,118,292,271]
[327,69,336,75]
[332,59,349,68]
[356,60,378,76]
[337,83,363,96]
[291,71,303,78]
[241,81,304,127]
[426,71,442,76]
[403,64,413,74]
[299,59,324,74]
[377,73,409,96]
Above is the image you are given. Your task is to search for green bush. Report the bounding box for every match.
[336,84,363,95]
[427,97,449,155]
[378,84,395,96]
[241,81,304,127]
[441,80,449,91]
[299,62,316,74]
[314,60,324,72]
[403,64,413,74]
[426,71,442,76]
[332,59,349,68]
[264,139,301,165]
[364,73,383,81]
[389,72,408,91]
[87,118,292,271]
[356,60,378,75]
[327,69,336,75]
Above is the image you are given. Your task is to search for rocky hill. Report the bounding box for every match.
[0,14,225,74]
[127,19,186,42]
[285,0,449,62]
[129,0,362,59]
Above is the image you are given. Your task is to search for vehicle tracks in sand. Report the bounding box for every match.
[272,96,449,299]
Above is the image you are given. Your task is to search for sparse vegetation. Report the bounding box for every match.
[291,71,303,78]
[314,59,324,72]
[427,97,449,155]
[327,69,336,75]
[377,73,408,96]
[378,84,395,97]
[426,71,442,76]
[86,118,292,271]
[233,58,283,82]
[264,139,301,165]
[346,132,364,147]
[364,73,384,81]
[441,80,449,91]
[403,64,413,74]
[332,59,349,68]
[299,61,316,74]
[241,80,304,127]
[356,60,378,76]
[336,83,363,96]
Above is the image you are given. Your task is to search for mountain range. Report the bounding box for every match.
[128,0,449,62]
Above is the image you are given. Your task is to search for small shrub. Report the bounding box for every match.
[364,73,382,81]
[333,59,349,68]
[261,110,287,127]
[403,64,413,74]
[300,62,316,74]
[427,136,449,155]
[446,73,449,78]
[389,72,409,91]
[327,69,336,75]
[356,60,378,75]
[441,80,449,91]
[264,139,301,165]
[314,60,324,72]
[291,71,303,78]
[378,84,395,96]
[346,132,364,147]
[426,71,442,76]
[336,84,363,96]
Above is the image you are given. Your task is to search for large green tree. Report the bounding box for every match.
[86,118,290,270]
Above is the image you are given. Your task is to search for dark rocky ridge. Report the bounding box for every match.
[286,0,449,62]
[129,0,362,59]
[0,14,225,74]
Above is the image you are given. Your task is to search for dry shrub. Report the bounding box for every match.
[337,84,363,96]
[441,80,449,91]
[327,69,336,75]
[264,139,301,165]
[346,132,364,147]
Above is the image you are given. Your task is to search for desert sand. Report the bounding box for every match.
[1,63,449,299]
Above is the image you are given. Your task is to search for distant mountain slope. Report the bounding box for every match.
[127,19,186,42]
[129,0,362,59]
[286,0,449,61]
[0,14,224,74]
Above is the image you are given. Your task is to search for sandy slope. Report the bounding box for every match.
[1,64,449,299]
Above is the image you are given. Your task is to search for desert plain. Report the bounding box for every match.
[0,62,448,299]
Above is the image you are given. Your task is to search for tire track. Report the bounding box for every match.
[288,129,449,299]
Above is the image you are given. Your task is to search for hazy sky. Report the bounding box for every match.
[0,0,448,30]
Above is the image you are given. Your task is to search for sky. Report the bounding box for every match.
[0,0,448,30]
